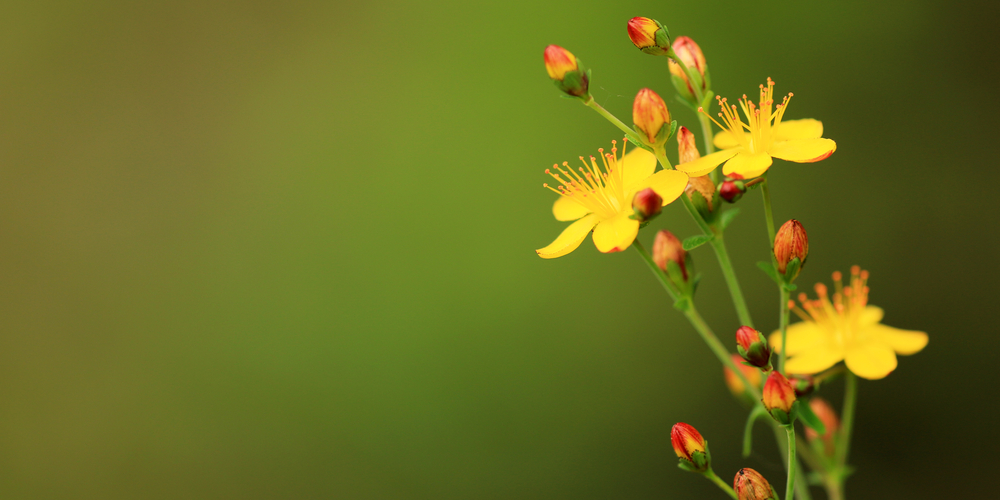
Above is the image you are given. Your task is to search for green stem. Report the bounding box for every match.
[697,113,718,184]
[778,286,790,373]
[704,469,738,500]
[709,235,755,328]
[836,372,858,467]
[769,424,813,500]
[785,427,797,500]
[584,98,635,137]
[761,176,777,247]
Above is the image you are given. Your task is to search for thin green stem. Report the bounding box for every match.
[778,286,790,373]
[785,427,798,500]
[704,469,738,500]
[709,235,755,328]
[836,372,858,467]
[761,176,777,247]
[584,98,634,137]
[697,113,718,183]
[768,423,813,500]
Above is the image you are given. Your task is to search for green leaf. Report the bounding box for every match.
[795,400,827,435]
[682,234,713,251]
[742,406,767,458]
[719,208,741,231]
[757,261,780,284]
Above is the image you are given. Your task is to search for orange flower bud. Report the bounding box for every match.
[626,17,671,56]
[805,397,840,456]
[724,353,762,402]
[773,219,809,277]
[735,326,771,369]
[734,468,778,500]
[763,371,796,424]
[632,88,670,145]
[668,36,708,100]
[653,230,687,282]
[677,126,700,164]
[543,45,589,98]
[719,180,746,203]
[671,422,709,471]
[631,187,662,222]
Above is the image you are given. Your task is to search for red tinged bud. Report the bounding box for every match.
[805,397,840,456]
[630,187,662,222]
[543,45,590,98]
[719,180,746,203]
[685,175,716,216]
[632,88,670,145]
[627,17,671,56]
[677,126,700,164]
[671,422,709,472]
[735,326,771,369]
[668,36,709,101]
[773,219,808,277]
[762,371,796,425]
[653,230,688,283]
[724,353,762,404]
[734,468,778,500]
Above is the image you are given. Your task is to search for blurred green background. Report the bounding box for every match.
[1,0,997,498]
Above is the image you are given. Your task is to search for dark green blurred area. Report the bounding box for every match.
[1,0,997,498]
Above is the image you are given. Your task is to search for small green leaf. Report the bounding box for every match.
[795,400,827,435]
[719,208,741,231]
[682,234,713,251]
[757,261,780,284]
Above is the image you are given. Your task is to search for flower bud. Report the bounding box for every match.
[671,422,709,472]
[630,187,662,222]
[762,371,796,425]
[735,326,772,369]
[677,126,700,164]
[686,174,716,221]
[773,219,809,277]
[788,374,815,397]
[632,88,670,146]
[543,45,589,98]
[719,180,746,203]
[653,230,688,282]
[734,468,778,500]
[805,397,840,457]
[724,353,762,405]
[668,36,708,101]
[626,17,671,56]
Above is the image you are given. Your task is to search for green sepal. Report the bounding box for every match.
[665,259,688,290]
[682,234,713,251]
[689,449,709,471]
[676,459,698,472]
[690,271,701,294]
[702,66,712,92]
[685,69,705,97]
[719,208,740,231]
[672,296,691,312]
[673,93,698,112]
[768,407,792,426]
[654,23,671,49]
[664,120,679,143]
[782,257,802,285]
[757,261,781,284]
[795,399,827,436]
[700,89,715,111]
[670,74,696,104]
[742,405,767,457]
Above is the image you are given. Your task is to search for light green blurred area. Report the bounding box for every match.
[1,0,997,498]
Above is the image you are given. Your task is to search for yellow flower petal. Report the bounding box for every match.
[552,195,590,222]
[844,341,897,380]
[769,138,837,163]
[591,210,640,253]
[713,130,746,150]
[785,342,844,375]
[536,213,599,259]
[774,119,824,141]
[866,324,928,356]
[631,169,689,205]
[722,151,773,178]
[770,322,826,356]
[677,148,739,176]
[858,306,884,326]
[621,147,657,190]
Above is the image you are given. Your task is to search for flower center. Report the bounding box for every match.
[789,266,870,347]
[702,78,792,154]
[544,139,630,220]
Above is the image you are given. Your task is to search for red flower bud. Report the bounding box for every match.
[632,88,670,145]
[677,126,700,164]
[543,45,589,98]
[631,187,662,222]
[773,219,808,276]
[762,371,796,425]
[653,230,687,282]
[734,468,778,500]
[627,17,671,56]
[671,422,709,471]
[805,397,840,456]
[719,180,746,203]
[735,326,771,368]
[724,353,762,402]
[668,36,708,98]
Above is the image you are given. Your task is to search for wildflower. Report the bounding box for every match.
[770,267,929,380]
[536,140,688,258]
[671,422,709,472]
[734,468,778,500]
[677,78,836,178]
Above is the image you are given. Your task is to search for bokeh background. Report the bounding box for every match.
[1,0,997,498]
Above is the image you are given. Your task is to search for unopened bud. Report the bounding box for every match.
[788,374,816,397]
[685,174,716,220]
[653,230,688,283]
[805,398,840,457]
[762,371,796,425]
[543,45,589,98]
[630,187,662,222]
[734,468,778,500]
[668,36,708,101]
[735,326,771,369]
[719,180,746,203]
[773,219,809,277]
[632,88,670,146]
[724,353,762,405]
[626,17,671,56]
[671,422,709,472]
[677,126,700,164]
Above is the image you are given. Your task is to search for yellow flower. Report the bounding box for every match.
[770,267,928,380]
[536,140,688,258]
[678,78,837,179]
